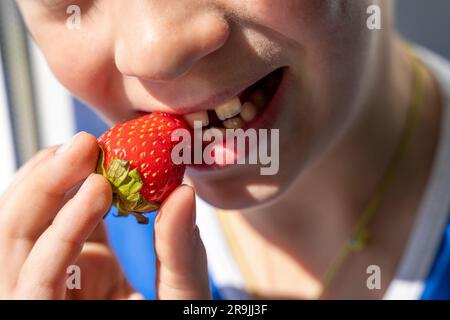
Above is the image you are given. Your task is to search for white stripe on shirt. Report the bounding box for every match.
[384,46,450,300]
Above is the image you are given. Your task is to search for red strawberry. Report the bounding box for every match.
[97,112,190,224]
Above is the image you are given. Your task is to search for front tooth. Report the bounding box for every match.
[240,102,258,122]
[223,117,245,129]
[183,111,209,127]
[214,97,242,121]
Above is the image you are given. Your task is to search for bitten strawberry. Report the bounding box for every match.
[97,112,190,224]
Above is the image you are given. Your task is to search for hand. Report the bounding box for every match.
[0,132,138,300]
[154,185,211,299]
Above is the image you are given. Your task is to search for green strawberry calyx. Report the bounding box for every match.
[97,145,159,224]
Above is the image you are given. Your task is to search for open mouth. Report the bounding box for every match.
[134,68,286,170]
[182,68,285,170]
[183,68,284,131]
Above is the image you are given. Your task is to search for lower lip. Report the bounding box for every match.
[188,67,289,171]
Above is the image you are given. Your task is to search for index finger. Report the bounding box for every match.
[14,174,112,299]
[0,132,100,241]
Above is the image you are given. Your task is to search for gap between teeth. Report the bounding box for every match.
[183,95,263,129]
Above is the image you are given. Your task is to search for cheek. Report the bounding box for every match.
[32,23,115,111]
[232,0,371,44]
[237,1,378,166]
[231,0,375,104]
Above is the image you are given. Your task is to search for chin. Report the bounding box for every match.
[187,159,302,210]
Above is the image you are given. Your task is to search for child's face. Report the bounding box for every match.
[18,0,390,209]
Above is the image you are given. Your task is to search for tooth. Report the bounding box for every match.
[183,111,209,127]
[223,117,245,129]
[251,90,267,108]
[214,97,242,121]
[240,102,258,123]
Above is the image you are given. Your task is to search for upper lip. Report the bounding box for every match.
[134,69,278,115]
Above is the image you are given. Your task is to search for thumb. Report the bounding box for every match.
[154,185,211,300]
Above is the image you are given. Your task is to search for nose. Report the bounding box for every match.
[114,1,230,82]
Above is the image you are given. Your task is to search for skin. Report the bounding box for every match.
[2,0,442,299]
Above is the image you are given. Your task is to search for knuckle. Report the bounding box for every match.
[34,146,57,160]
[88,174,112,197]
[82,174,112,211]
[157,269,211,300]
[153,222,173,247]
[49,224,83,250]
[0,226,38,243]
[59,233,84,251]
[32,149,56,169]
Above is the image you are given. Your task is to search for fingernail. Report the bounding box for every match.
[56,132,81,155]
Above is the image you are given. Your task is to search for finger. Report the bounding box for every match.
[86,221,109,244]
[65,185,109,244]
[0,133,99,292]
[0,146,76,293]
[154,185,211,300]
[67,242,139,300]
[14,174,112,300]
[0,132,100,241]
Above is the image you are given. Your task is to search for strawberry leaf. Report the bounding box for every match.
[97,145,159,224]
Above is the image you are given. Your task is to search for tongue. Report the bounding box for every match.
[211,143,238,167]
